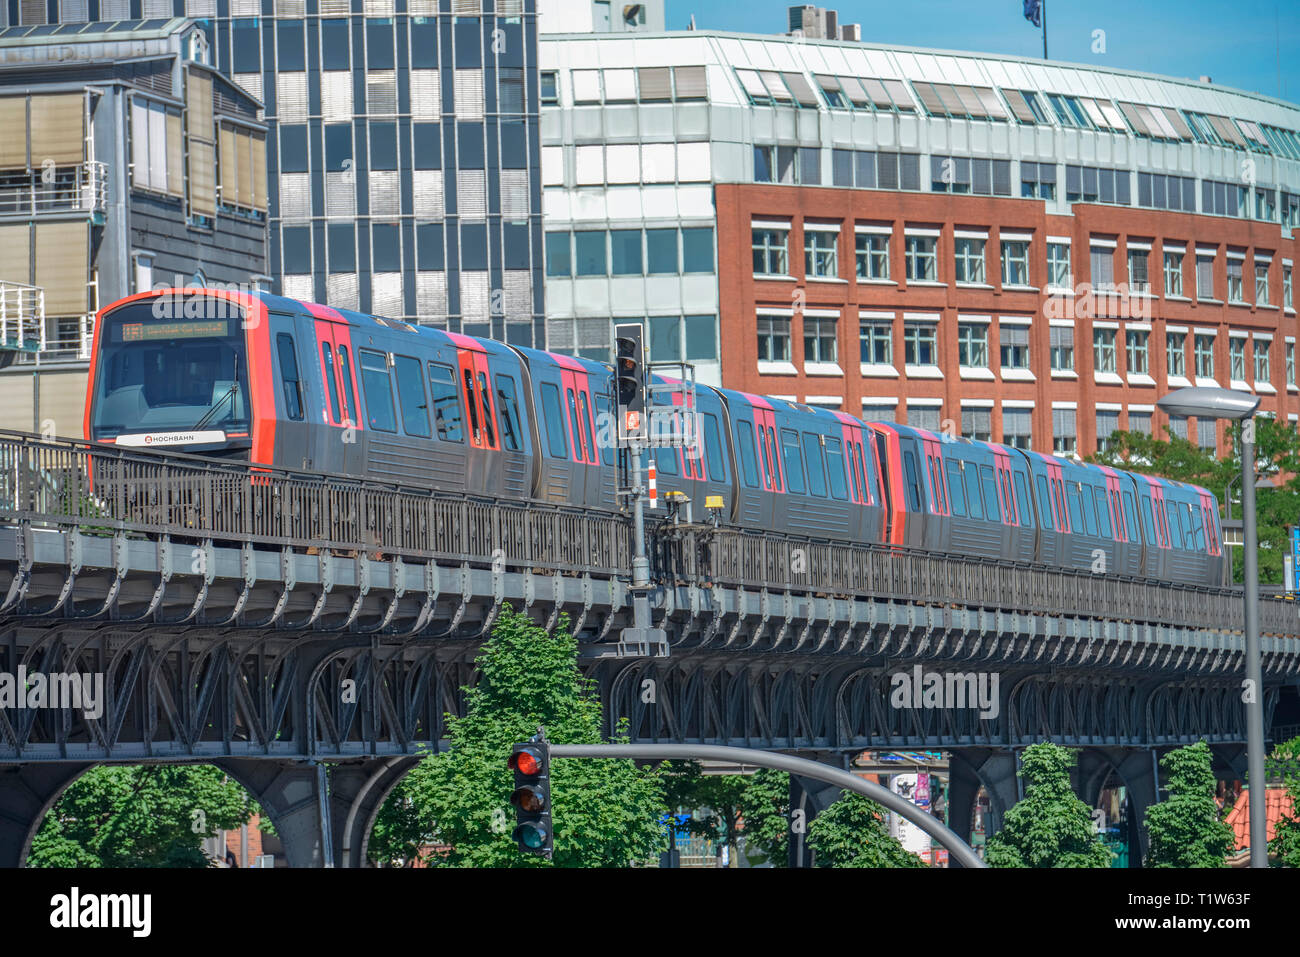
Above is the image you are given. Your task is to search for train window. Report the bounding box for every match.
[802,433,828,497]
[902,450,922,511]
[655,443,680,476]
[462,368,481,441]
[858,443,874,504]
[578,391,596,462]
[737,420,760,488]
[1014,473,1033,528]
[782,429,807,495]
[1079,487,1098,536]
[1034,475,1053,530]
[276,334,304,421]
[1092,488,1112,538]
[824,437,848,500]
[1065,485,1084,534]
[1166,501,1183,550]
[478,372,497,447]
[1000,471,1014,523]
[593,394,614,466]
[965,466,984,519]
[393,355,431,438]
[566,388,583,460]
[1140,497,1156,545]
[1189,503,1204,550]
[846,443,862,502]
[358,349,397,432]
[764,423,774,486]
[496,374,524,452]
[321,343,342,423]
[337,345,358,425]
[540,383,568,458]
[945,461,967,516]
[979,466,1000,521]
[1122,492,1137,541]
[703,414,726,483]
[427,363,465,442]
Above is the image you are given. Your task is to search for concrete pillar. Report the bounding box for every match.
[946,748,1019,865]
[0,762,91,867]
[215,757,420,868]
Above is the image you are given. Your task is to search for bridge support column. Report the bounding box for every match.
[788,757,853,868]
[216,757,419,868]
[0,762,91,867]
[1076,748,1160,867]
[946,748,1018,865]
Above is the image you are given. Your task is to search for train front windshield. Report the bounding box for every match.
[90,299,251,444]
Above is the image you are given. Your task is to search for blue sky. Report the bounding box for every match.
[664,0,1300,104]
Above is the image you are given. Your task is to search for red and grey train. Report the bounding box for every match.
[83,288,1229,588]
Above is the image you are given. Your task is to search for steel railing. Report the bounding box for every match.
[0,281,44,353]
[0,160,107,217]
[0,430,1296,639]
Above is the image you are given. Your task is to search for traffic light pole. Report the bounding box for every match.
[547,743,986,868]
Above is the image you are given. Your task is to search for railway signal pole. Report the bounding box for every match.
[615,324,667,657]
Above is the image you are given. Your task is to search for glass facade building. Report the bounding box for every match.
[13,0,546,345]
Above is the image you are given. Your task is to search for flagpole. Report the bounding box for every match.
[1042,0,1048,59]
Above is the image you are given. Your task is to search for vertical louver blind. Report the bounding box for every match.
[219,123,268,211]
[131,97,183,197]
[185,68,217,217]
[0,225,31,286]
[35,222,89,316]
[0,98,28,169]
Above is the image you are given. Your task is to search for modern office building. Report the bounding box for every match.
[0,17,267,433]
[19,0,548,345]
[539,30,1300,456]
[539,0,663,35]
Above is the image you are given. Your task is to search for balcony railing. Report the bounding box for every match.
[0,161,108,217]
[0,281,44,355]
[10,314,94,364]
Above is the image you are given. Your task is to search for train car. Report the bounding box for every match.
[84,288,1230,590]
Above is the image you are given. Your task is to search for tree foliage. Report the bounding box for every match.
[28,765,253,868]
[1091,418,1300,583]
[394,605,664,867]
[985,743,1113,868]
[737,768,791,866]
[366,774,431,867]
[1269,735,1300,868]
[1143,741,1235,867]
[806,792,925,868]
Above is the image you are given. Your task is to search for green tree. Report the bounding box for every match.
[737,768,791,866]
[399,605,664,867]
[985,743,1113,868]
[28,765,254,868]
[1092,418,1300,584]
[367,774,431,867]
[1144,740,1236,867]
[681,772,750,867]
[1268,735,1300,867]
[806,792,925,868]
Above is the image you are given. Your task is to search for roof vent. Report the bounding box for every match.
[1199,75,1213,84]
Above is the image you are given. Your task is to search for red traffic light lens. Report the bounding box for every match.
[509,747,542,776]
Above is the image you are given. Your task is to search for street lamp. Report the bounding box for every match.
[1157,386,1266,867]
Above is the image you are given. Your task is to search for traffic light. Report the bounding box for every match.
[614,323,646,443]
[508,739,552,857]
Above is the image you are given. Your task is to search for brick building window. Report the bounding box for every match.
[1226,255,1245,303]
[752,227,789,276]
[958,322,988,368]
[855,233,890,280]
[1197,418,1217,451]
[1000,324,1030,370]
[908,404,941,432]
[1256,261,1271,305]
[757,315,791,362]
[1167,332,1187,377]
[1096,410,1120,452]
[1196,252,1216,299]
[1052,408,1076,456]
[1230,338,1247,382]
[1164,248,1184,296]
[1194,334,1216,379]
[904,321,938,367]
[803,316,838,363]
[1089,243,1115,289]
[1001,239,1030,286]
[859,321,892,365]
[1254,339,1271,384]
[1288,341,1296,387]
[1285,263,1293,309]
[1129,410,1152,436]
[1126,330,1149,375]
[904,234,938,281]
[954,237,986,284]
[1127,246,1150,293]
[1050,326,1074,372]
[1047,242,1071,289]
[961,406,992,442]
[804,228,839,278]
[1093,328,1117,374]
[1002,407,1032,449]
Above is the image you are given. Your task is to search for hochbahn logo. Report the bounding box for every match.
[0,668,104,720]
[889,665,999,719]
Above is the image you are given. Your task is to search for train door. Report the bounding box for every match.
[268,311,310,469]
[560,366,601,508]
[753,404,783,530]
[455,344,500,493]
[312,315,364,474]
